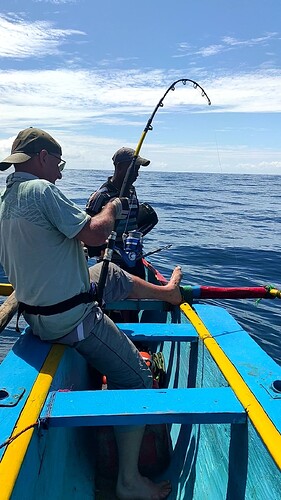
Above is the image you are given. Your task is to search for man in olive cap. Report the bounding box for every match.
[85,147,155,280]
[0,128,183,500]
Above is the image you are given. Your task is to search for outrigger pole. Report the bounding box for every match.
[1,282,280,300]
[142,260,281,302]
[96,78,211,305]
[180,285,281,303]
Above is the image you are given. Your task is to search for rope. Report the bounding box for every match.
[255,285,281,305]
[0,422,38,450]
[265,285,281,299]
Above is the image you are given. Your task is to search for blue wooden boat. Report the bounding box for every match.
[0,259,281,499]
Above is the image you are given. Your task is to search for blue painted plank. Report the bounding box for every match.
[40,387,246,427]
[193,304,244,336]
[193,304,281,434]
[117,322,198,342]
[106,299,172,311]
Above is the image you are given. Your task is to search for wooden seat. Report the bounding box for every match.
[39,320,246,429]
[40,386,246,427]
[116,322,198,342]
[106,299,173,311]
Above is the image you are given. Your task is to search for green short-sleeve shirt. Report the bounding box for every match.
[0,172,93,340]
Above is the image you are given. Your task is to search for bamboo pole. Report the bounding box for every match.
[0,292,18,333]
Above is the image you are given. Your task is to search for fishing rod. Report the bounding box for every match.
[113,243,172,263]
[96,78,211,306]
[120,78,211,198]
[141,244,172,259]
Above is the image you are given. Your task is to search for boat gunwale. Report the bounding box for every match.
[181,301,281,471]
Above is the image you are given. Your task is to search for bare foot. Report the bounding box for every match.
[165,266,183,305]
[128,265,183,305]
[116,474,171,499]
[168,266,182,287]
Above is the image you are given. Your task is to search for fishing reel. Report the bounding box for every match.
[116,230,143,267]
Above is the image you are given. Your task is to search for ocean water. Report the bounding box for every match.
[0,170,280,365]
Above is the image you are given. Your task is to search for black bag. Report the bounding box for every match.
[137,202,158,236]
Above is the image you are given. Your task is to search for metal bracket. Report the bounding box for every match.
[0,387,26,407]
[261,380,281,400]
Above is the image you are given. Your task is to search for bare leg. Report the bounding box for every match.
[114,268,181,498]
[115,426,172,500]
[87,264,181,497]
[128,265,183,305]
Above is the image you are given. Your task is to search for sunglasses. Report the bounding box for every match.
[49,153,66,172]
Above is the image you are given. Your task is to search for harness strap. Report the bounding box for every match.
[15,283,98,331]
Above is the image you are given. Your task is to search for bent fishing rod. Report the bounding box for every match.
[120,78,211,198]
[96,78,211,306]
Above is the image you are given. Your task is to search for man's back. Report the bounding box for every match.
[0,172,92,339]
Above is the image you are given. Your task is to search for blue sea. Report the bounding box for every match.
[0,170,280,365]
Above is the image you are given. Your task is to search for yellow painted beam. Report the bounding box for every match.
[181,302,281,471]
[0,345,65,499]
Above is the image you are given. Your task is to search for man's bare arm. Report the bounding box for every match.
[75,202,116,246]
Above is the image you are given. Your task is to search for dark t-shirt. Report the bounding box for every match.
[85,177,144,277]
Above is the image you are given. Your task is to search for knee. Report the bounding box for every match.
[144,374,153,389]
[140,367,153,389]
[89,262,102,282]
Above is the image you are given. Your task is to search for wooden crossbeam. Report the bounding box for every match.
[106,299,172,311]
[40,387,246,427]
[117,322,198,342]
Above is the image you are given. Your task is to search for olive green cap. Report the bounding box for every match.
[0,127,62,171]
[112,147,150,167]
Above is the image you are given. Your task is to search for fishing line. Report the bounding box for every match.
[97,79,211,306]
[120,79,211,198]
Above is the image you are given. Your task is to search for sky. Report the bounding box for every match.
[0,0,281,174]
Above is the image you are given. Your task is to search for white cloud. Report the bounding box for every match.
[0,68,214,134]
[1,67,281,132]
[0,128,280,175]
[0,14,280,175]
[0,14,84,58]
[0,67,280,174]
[222,33,278,48]
[175,32,279,58]
[197,45,225,57]
[74,141,281,174]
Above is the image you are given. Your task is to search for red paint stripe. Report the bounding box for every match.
[200,286,267,299]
